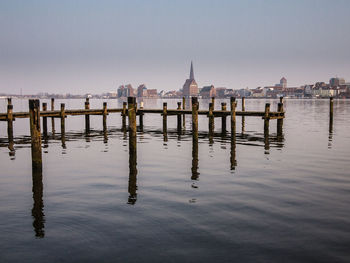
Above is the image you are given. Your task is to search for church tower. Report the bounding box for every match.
[183,61,198,97]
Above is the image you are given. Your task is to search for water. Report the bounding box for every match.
[0,98,349,262]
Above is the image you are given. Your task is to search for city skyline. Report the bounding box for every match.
[1,0,349,94]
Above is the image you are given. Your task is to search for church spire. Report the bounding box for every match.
[189,61,194,80]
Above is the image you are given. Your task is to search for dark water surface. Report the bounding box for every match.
[0,98,349,263]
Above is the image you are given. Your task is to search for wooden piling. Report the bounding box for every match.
[192,97,198,139]
[7,104,14,143]
[264,103,270,135]
[128,97,137,138]
[208,102,214,138]
[85,98,90,132]
[211,97,215,109]
[280,96,284,104]
[191,129,199,181]
[42,103,48,137]
[7,97,12,105]
[242,97,245,133]
[51,98,55,134]
[122,102,127,131]
[230,97,236,135]
[230,125,237,171]
[221,102,227,133]
[330,97,334,119]
[163,102,167,134]
[139,101,144,130]
[60,104,66,148]
[29,100,42,170]
[102,102,107,131]
[182,97,186,128]
[177,102,182,132]
[277,102,283,135]
[128,129,137,205]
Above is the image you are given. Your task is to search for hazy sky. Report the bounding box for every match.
[0,0,349,94]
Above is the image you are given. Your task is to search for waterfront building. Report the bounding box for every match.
[200,85,216,98]
[182,61,198,97]
[137,84,147,97]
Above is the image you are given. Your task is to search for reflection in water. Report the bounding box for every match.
[191,135,199,182]
[231,129,237,171]
[241,116,245,133]
[264,130,270,154]
[128,135,137,205]
[328,115,333,149]
[31,160,45,238]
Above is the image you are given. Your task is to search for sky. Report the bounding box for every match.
[0,0,349,94]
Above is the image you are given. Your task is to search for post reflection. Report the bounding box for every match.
[128,134,138,205]
[328,114,333,148]
[31,158,45,238]
[230,127,237,171]
[191,135,199,182]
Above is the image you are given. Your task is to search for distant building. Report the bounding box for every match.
[137,84,147,97]
[200,85,216,98]
[330,77,345,87]
[216,87,226,98]
[182,61,198,97]
[147,89,158,98]
[280,77,287,89]
[117,84,135,97]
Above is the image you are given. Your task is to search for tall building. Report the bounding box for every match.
[182,61,198,97]
[280,77,287,89]
[137,84,147,97]
[330,77,345,87]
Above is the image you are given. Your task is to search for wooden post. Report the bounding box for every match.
[209,102,214,137]
[85,98,90,132]
[277,102,284,135]
[230,97,236,135]
[51,98,55,134]
[242,97,245,133]
[221,102,227,133]
[163,102,167,136]
[29,100,42,170]
[182,97,186,128]
[211,97,215,109]
[7,104,14,142]
[122,102,127,131]
[42,103,48,138]
[177,102,182,132]
[128,97,136,138]
[139,101,144,130]
[128,125,138,205]
[280,96,284,104]
[191,127,199,181]
[192,97,198,141]
[264,103,270,136]
[330,97,334,119]
[102,102,107,131]
[7,97,12,105]
[60,103,66,148]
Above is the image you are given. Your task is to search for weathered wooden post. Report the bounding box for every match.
[192,96,199,181]
[242,97,245,133]
[102,102,107,131]
[221,102,227,133]
[211,97,215,109]
[280,96,284,104]
[230,97,236,135]
[177,102,182,132]
[60,103,66,148]
[330,97,334,119]
[128,127,138,205]
[128,97,137,138]
[7,103,14,143]
[42,103,48,138]
[264,103,270,136]
[162,102,167,132]
[277,102,284,135]
[29,100,42,170]
[182,97,186,128]
[208,102,214,138]
[51,98,55,134]
[192,97,198,139]
[139,101,144,130]
[122,102,127,131]
[85,98,90,132]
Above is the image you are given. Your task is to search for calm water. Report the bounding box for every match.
[0,98,349,263]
